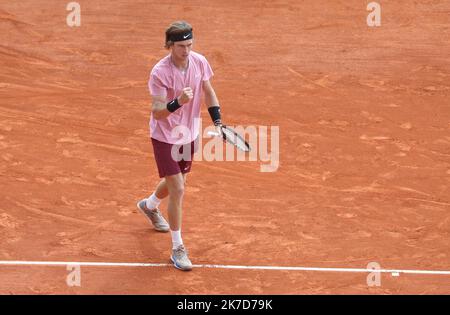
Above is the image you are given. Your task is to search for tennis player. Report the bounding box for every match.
[137,21,222,271]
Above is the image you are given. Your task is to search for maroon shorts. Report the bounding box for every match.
[151,137,199,178]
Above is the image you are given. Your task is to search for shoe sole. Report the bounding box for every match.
[136,201,170,233]
[170,256,193,271]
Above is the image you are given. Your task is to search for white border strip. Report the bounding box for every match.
[0,260,449,276]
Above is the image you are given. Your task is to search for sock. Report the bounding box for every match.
[146,192,161,210]
[170,230,183,249]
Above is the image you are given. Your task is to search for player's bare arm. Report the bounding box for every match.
[203,79,219,108]
[203,79,222,135]
[152,87,193,120]
[151,94,167,120]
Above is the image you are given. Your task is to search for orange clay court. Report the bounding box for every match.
[0,0,449,294]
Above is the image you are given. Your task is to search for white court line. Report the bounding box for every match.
[0,260,450,276]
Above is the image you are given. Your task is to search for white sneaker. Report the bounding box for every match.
[171,245,193,271]
[136,199,169,232]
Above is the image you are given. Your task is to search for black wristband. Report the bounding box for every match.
[166,99,181,113]
[208,106,222,126]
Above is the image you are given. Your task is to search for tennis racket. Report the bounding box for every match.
[207,125,251,152]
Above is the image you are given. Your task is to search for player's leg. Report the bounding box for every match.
[145,139,191,208]
[137,141,190,232]
[136,138,176,232]
[165,172,192,271]
[149,171,186,203]
[144,178,168,211]
[154,178,169,198]
[165,172,185,231]
[145,171,185,207]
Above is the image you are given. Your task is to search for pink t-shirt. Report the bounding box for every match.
[148,51,213,144]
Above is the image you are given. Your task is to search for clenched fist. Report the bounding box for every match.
[178,87,193,104]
